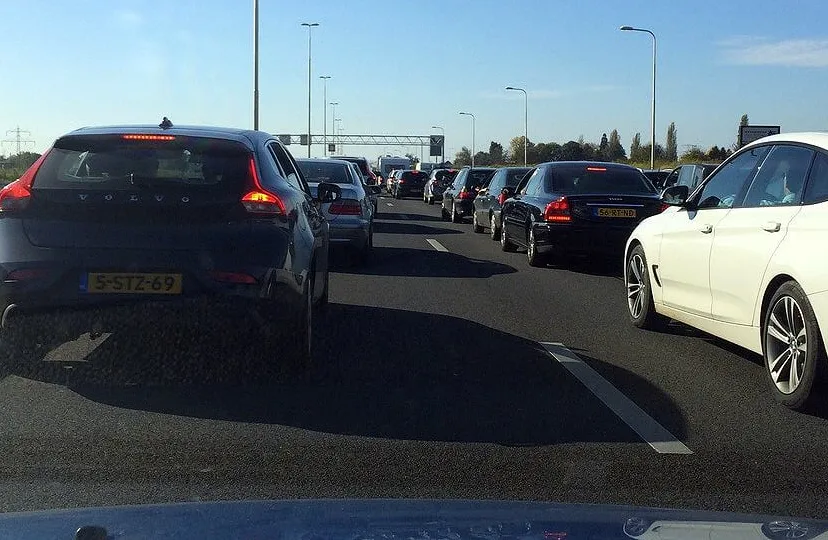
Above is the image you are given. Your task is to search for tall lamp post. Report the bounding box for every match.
[505,86,528,166]
[320,75,331,156]
[458,112,475,167]
[431,125,444,164]
[620,25,656,170]
[253,0,259,130]
[301,22,319,157]
[329,102,339,154]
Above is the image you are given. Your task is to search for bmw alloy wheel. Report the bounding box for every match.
[626,252,646,319]
[765,295,808,394]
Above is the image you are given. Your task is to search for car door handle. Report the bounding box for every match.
[700,224,713,234]
[762,221,781,233]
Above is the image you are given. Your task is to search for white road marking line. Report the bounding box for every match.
[426,239,449,252]
[386,202,394,207]
[541,342,693,455]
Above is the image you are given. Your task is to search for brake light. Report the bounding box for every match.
[398,179,405,184]
[209,271,257,284]
[121,134,175,141]
[586,166,607,172]
[544,196,571,222]
[329,199,362,215]
[0,149,50,213]
[241,157,285,215]
[497,192,508,205]
[660,203,670,212]
[458,187,476,200]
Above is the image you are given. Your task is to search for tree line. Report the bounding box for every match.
[453,116,748,168]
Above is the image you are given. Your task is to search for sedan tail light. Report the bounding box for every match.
[329,199,362,215]
[659,203,670,212]
[544,196,571,222]
[0,149,51,213]
[241,157,285,216]
[497,192,508,205]
[458,188,476,200]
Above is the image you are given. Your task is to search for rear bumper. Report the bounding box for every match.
[328,218,370,247]
[397,185,425,196]
[532,222,635,254]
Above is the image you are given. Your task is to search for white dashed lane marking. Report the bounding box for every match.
[541,342,693,455]
[426,239,449,252]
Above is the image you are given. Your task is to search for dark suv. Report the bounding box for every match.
[441,167,496,223]
[393,170,429,199]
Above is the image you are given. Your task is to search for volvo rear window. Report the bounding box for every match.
[547,166,657,195]
[296,161,354,184]
[34,135,250,191]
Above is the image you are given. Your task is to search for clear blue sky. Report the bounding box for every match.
[2,0,828,161]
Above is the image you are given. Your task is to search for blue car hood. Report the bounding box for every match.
[0,499,823,540]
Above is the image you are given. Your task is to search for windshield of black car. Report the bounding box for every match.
[506,169,531,186]
[547,166,657,194]
[467,170,494,187]
[34,135,249,192]
[296,161,354,184]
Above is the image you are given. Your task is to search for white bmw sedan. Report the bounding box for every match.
[625,133,828,409]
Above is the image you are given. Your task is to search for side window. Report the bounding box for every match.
[804,152,828,205]
[741,145,813,208]
[267,142,305,193]
[521,168,545,196]
[488,171,504,193]
[663,168,680,188]
[696,146,770,210]
[677,166,695,187]
[452,170,467,189]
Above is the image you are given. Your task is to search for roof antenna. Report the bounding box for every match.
[159,117,173,129]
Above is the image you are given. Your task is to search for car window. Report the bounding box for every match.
[803,151,828,205]
[467,169,495,189]
[452,169,468,189]
[487,170,505,193]
[741,145,813,208]
[521,168,545,196]
[677,166,695,188]
[663,168,680,188]
[546,165,656,195]
[295,161,353,185]
[267,142,304,192]
[695,146,770,209]
[506,168,531,187]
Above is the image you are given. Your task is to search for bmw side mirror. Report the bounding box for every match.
[661,184,690,207]
[316,182,341,203]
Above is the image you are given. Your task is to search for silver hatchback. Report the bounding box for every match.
[296,159,375,261]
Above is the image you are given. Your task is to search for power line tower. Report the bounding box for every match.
[2,126,35,155]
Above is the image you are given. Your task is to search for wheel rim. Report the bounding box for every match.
[528,229,535,259]
[626,253,646,319]
[766,521,810,539]
[490,215,497,237]
[765,295,808,394]
[501,221,507,245]
[473,213,478,227]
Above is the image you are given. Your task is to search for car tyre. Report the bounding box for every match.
[428,196,434,205]
[472,212,484,233]
[500,219,516,252]
[279,279,313,375]
[490,213,500,240]
[626,245,668,330]
[527,226,545,267]
[763,281,826,410]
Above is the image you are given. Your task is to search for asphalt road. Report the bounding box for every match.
[1,192,828,518]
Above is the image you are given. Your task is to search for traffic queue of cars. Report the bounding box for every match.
[439,134,828,411]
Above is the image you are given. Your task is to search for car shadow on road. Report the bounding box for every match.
[373,221,460,236]
[2,304,688,446]
[330,247,517,278]
[378,212,443,223]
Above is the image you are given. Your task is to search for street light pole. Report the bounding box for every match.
[459,112,475,167]
[329,102,338,154]
[253,0,259,130]
[506,86,528,166]
[431,125,444,164]
[320,76,331,156]
[301,22,319,157]
[620,25,656,170]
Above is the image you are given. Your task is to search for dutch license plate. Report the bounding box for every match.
[597,207,636,218]
[83,273,183,294]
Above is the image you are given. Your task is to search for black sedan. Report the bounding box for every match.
[393,170,429,199]
[499,162,663,266]
[441,167,496,223]
[0,120,340,370]
[472,166,531,238]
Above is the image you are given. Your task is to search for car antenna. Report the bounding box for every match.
[159,117,173,129]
